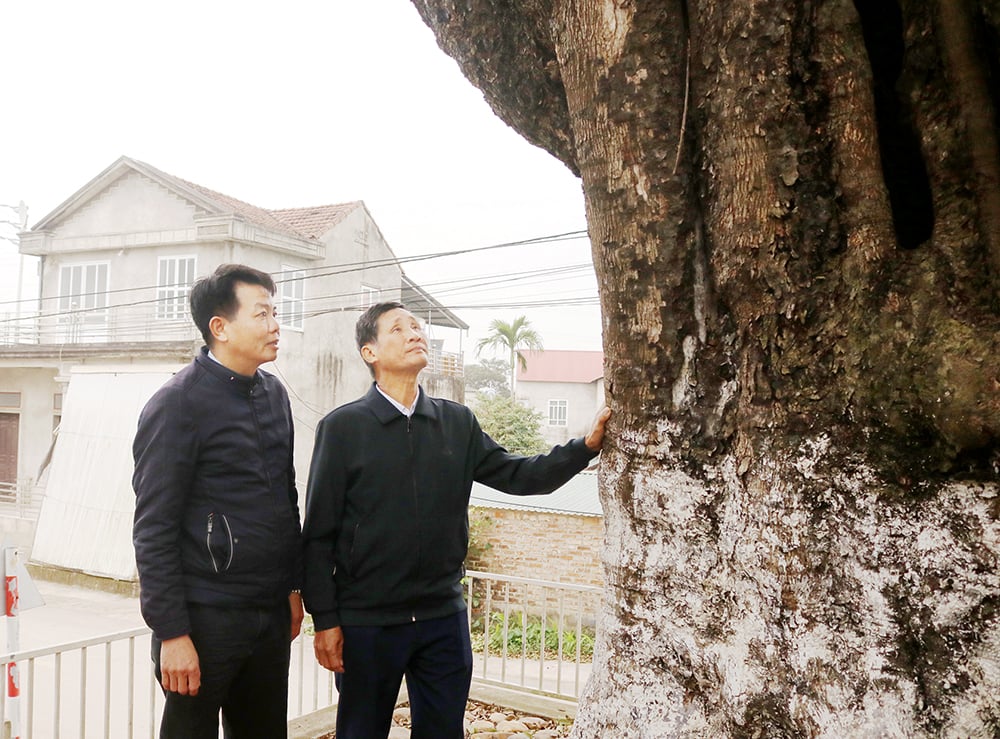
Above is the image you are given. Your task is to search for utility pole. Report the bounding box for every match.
[0,202,30,344]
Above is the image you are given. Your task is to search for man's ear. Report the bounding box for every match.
[360,342,378,368]
[209,316,228,344]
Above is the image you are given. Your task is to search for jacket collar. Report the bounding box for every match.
[195,346,260,393]
[364,382,438,424]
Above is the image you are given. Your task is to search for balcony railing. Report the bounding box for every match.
[0,312,40,346]
[0,571,597,737]
[0,305,198,347]
[0,482,42,522]
[1,306,464,380]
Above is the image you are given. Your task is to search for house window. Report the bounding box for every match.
[58,262,109,341]
[0,393,20,409]
[157,256,196,320]
[548,399,568,427]
[361,285,380,308]
[279,265,305,330]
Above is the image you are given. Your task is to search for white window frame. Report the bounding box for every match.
[156,255,197,321]
[279,265,305,331]
[548,399,568,427]
[361,284,380,308]
[58,261,110,342]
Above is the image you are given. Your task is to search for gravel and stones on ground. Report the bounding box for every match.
[317,699,575,738]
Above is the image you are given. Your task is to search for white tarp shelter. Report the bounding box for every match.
[30,366,180,580]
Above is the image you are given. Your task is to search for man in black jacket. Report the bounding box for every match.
[133,264,303,738]
[302,301,610,739]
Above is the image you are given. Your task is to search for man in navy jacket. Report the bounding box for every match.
[133,264,303,738]
[302,301,610,739]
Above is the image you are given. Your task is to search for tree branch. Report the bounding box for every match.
[410,0,579,173]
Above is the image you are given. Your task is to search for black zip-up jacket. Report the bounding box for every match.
[301,384,597,631]
[132,348,302,640]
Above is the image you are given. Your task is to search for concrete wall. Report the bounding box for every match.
[0,367,59,486]
[468,507,605,589]
[271,206,406,490]
[517,380,604,447]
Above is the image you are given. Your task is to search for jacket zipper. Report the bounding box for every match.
[206,512,235,572]
[407,414,421,609]
[207,514,217,572]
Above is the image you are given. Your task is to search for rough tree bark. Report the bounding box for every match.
[410,0,1000,735]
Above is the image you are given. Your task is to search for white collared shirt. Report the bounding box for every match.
[376,384,420,417]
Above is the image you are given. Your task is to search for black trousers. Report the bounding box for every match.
[335,610,474,739]
[152,601,291,739]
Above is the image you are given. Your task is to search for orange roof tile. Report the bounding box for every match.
[516,350,604,384]
[269,203,361,239]
[136,159,360,241]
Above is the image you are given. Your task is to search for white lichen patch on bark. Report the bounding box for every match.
[944,625,1000,737]
[581,436,1000,738]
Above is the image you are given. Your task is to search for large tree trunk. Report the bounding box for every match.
[411,0,1000,735]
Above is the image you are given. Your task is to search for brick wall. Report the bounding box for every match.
[468,506,605,588]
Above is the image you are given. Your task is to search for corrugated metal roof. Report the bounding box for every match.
[402,274,469,330]
[470,469,601,516]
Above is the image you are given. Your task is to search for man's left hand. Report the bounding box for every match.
[289,591,304,640]
[585,407,612,452]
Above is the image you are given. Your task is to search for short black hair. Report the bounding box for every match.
[355,301,406,376]
[189,264,276,346]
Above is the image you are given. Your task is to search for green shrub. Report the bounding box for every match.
[472,611,595,660]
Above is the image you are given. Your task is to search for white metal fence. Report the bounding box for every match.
[465,569,600,701]
[0,571,599,737]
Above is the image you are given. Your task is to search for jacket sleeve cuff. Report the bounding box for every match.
[569,436,600,461]
[152,618,192,642]
[311,611,341,631]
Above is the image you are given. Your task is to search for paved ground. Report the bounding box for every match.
[2,576,146,653]
[1,573,154,739]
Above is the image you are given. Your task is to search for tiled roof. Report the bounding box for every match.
[30,156,363,241]
[135,159,361,241]
[269,203,361,239]
[517,350,604,384]
[470,470,601,516]
[176,175,297,234]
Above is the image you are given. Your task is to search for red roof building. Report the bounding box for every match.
[516,349,605,446]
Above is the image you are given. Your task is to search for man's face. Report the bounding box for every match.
[365,307,429,378]
[216,282,280,372]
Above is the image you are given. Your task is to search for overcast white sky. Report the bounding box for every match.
[0,0,602,356]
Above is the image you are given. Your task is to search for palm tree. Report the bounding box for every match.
[476,316,543,393]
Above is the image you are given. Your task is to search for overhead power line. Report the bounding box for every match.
[0,229,589,309]
[0,261,598,333]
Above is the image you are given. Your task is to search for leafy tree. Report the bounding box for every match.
[475,316,543,393]
[464,357,511,397]
[473,393,549,456]
[411,1,1000,736]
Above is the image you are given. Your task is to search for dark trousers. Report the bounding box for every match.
[335,610,473,739]
[152,601,291,739]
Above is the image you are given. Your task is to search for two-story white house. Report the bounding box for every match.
[515,350,604,447]
[0,156,465,582]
